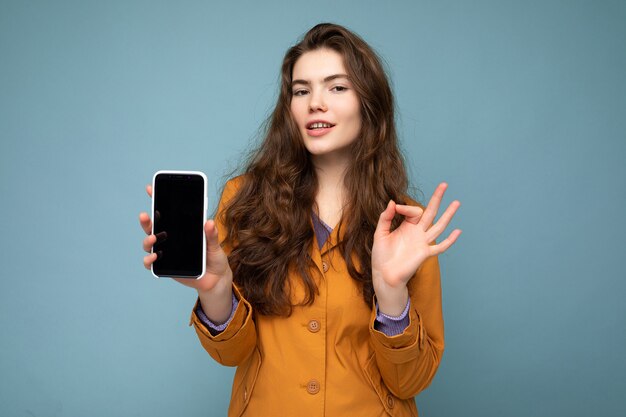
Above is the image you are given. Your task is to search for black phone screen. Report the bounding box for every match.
[152,173,205,277]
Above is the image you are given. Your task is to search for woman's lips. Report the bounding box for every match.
[306,125,334,137]
[306,121,335,137]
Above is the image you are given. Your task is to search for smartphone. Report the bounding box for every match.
[151,170,207,279]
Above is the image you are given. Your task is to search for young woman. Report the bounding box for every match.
[140,23,461,417]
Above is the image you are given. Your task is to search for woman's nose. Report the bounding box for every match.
[308,91,327,112]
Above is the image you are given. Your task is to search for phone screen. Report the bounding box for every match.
[152,172,205,278]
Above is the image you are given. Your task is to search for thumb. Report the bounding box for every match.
[204,219,221,253]
[374,200,396,238]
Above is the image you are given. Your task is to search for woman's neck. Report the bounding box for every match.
[312,156,348,228]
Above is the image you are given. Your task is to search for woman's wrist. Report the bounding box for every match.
[197,275,234,324]
[374,284,409,317]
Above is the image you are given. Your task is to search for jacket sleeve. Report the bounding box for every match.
[188,176,258,366]
[368,253,445,399]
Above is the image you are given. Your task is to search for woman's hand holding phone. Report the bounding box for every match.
[140,184,235,324]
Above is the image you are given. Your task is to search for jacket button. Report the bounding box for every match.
[308,319,320,333]
[386,394,395,409]
[322,261,329,273]
[306,379,320,394]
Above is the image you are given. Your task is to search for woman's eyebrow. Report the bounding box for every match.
[292,74,350,86]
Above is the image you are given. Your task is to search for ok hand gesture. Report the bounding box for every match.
[371,183,461,315]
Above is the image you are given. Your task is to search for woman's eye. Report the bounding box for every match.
[331,86,348,92]
[293,89,309,96]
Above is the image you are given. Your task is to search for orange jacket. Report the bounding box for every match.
[189,177,445,417]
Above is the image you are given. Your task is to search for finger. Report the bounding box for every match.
[430,229,462,256]
[205,219,221,253]
[394,204,424,225]
[139,212,152,235]
[142,234,160,253]
[419,183,448,230]
[374,200,396,238]
[146,184,152,198]
[143,252,157,269]
[426,200,461,243]
[154,231,167,244]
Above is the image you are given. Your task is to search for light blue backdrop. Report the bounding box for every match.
[1,1,624,416]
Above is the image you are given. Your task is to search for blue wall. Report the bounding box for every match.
[1,1,625,416]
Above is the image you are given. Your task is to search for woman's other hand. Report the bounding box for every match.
[372,182,461,315]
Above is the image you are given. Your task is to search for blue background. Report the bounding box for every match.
[1,1,625,416]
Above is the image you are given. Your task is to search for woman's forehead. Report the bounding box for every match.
[292,48,348,81]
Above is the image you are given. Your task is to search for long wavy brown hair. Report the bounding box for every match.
[221,23,410,316]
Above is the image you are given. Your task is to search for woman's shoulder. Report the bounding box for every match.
[217,175,247,207]
[223,174,246,191]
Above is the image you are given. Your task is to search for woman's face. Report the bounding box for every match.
[290,48,362,165]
